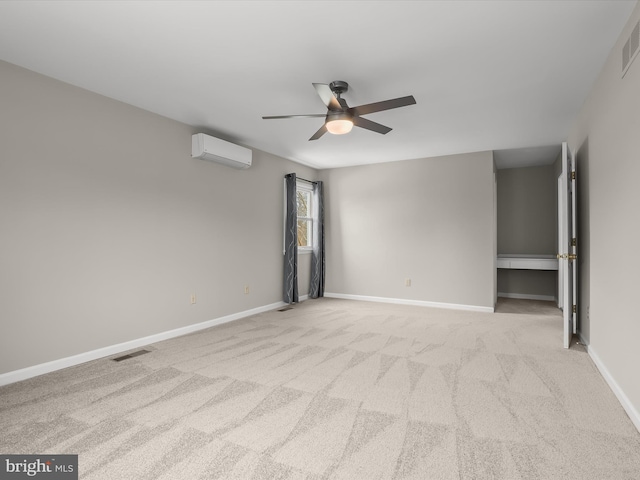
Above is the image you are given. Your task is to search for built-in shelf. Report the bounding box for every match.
[497,254,558,271]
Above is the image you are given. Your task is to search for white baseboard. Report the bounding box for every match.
[582,342,640,434]
[0,300,286,387]
[498,292,556,302]
[324,292,494,313]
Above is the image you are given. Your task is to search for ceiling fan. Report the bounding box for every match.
[262,81,416,141]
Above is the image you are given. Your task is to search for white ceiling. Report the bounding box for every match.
[0,1,636,169]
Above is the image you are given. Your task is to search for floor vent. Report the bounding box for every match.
[622,20,640,78]
[112,349,150,362]
[278,306,294,312]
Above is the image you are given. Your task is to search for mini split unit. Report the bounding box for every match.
[191,133,252,169]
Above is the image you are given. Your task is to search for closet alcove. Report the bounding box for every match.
[495,146,562,304]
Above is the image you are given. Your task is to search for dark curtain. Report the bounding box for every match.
[283,173,298,304]
[309,180,325,298]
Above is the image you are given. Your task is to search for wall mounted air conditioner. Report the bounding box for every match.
[191,133,252,169]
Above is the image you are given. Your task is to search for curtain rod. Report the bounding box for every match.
[285,173,318,184]
[297,176,317,184]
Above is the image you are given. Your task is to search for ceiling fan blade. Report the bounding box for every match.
[352,116,392,135]
[313,83,342,111]
[309,124,328,141]
[349,95,416,116]
[262,114,326,119]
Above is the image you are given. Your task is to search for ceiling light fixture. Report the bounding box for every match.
[325,112,354,135]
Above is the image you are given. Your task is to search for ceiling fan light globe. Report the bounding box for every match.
[326,119,354,135]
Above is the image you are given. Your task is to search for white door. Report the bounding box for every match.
[560,142,577,348]
[571,150,578,335]
[557,177,564,309]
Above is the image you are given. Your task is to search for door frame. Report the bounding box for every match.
[559,142,577,348]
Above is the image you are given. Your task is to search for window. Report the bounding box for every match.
[296,181,313,251]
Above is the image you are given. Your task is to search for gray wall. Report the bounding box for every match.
[497,165,557,299]
[497,165,557,254]
[0,60,317,374]
[497,270,556,300]
[320,152,495,309]
[568,2,640,424]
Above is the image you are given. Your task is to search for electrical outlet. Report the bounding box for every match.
[405,278,411,287]
[190,293,196,304]
[244,285,250,294]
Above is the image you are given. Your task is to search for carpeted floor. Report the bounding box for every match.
[1,297,639,479]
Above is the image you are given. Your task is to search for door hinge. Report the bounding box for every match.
[571,171,576,180]
[571,238,577,247]
[572,305,577,314]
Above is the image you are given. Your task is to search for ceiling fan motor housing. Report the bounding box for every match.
[326,110,353,122]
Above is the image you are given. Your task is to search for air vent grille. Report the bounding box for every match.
[622,20,640,77]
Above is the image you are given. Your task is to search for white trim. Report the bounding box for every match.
[0,300,286,387]
[324,292,494,313]
[497,292,556,302]
[582,343,640,434]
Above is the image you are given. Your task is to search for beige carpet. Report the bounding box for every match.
[1,298,639,479]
